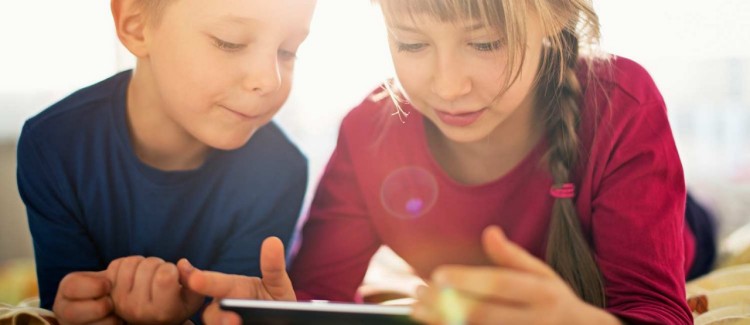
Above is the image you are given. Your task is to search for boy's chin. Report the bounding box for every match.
[204,130,257,151]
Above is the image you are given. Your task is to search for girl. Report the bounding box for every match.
[182,0,697,323]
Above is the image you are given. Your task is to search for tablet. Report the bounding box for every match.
[219,299,421,324]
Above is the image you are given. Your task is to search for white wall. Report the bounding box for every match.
[0,1,393,185]
[0,1,120,139]
[1,1,749,232]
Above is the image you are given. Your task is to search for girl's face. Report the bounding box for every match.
[142,0,316,150]
[384,8,547,144]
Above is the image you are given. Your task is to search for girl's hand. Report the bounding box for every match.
[411,226,621,325]
[180,236,296,325]
[106,256,204,324]
[53,271,121,325]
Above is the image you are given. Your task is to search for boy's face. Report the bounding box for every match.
[141,0,316,150]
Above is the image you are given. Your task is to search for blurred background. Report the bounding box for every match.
[1,0,749,304]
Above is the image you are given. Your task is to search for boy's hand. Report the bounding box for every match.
[181,236,295,325]
[106,256,204,324]
[53,271,122,325]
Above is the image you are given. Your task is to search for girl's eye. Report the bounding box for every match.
[213,37,246,52]
[396,42,427,53]
[470,40,503,52]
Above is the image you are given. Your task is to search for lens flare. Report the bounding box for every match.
[380,166,438,219]
[438,287,467,325]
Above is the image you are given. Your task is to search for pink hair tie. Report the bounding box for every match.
[550,183,575,199]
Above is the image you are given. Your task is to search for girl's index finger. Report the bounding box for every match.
[482,226,558,278]
[430,265,550,305]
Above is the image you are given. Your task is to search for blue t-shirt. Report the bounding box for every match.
[17,70,308,310]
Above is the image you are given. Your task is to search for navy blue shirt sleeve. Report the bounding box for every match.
[17,126,105,309]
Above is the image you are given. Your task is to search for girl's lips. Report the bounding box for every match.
[434,108,486,127]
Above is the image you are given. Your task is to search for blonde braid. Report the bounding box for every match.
[539,28,606,308]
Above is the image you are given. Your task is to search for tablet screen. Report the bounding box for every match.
[219,299,422,324]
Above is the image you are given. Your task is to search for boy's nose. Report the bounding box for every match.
[430,55,471,102]
[242,55,282,95]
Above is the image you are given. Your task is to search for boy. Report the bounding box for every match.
[16,0,317,323]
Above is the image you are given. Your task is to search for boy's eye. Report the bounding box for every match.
[396,42,427,53]
[470,40,504,52]
[212,37,246,51]
[278,49,298,61]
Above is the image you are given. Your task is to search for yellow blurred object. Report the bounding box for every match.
[687,264,750,296]
[717,223,750,269]
[0,259,38,306]
[687,221,750,325]
[0,297,57,325]
[693,304,750,325]
[720,245,750,269]
[687,264,750,324]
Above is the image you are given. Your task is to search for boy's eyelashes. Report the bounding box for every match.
[211,36,298,61]
[277,49,298,61]
[212,36,246,52]
[396,42,426,52]
[395,40,504,53]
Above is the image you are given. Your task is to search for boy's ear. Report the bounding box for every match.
[111,0,149,57]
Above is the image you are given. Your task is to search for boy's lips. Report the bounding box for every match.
[219,104,261,120]
[434,108,487,127]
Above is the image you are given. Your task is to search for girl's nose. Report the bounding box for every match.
[430,52,471,102]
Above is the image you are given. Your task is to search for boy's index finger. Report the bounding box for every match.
[187,269,259,299]
[60,271,112,300]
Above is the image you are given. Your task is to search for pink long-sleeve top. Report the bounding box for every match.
[290,56,694,324]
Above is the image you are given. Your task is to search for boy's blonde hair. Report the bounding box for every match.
[133,0,175,25]
[375,0,607,308]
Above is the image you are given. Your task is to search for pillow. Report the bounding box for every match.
[687,264,750,324]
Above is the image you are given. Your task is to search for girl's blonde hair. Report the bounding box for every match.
[374,0,607,307]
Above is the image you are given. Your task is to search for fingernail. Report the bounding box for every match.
[433,270,447,286]
[415,286,427,298]
[492,226,506,241]
[180,259,195,273]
